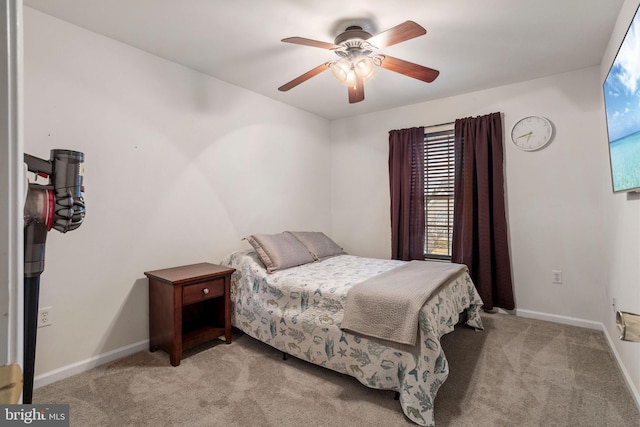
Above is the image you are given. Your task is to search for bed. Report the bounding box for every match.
[219,232,483,426]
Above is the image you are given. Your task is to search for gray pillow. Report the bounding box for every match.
[287,231,346,260]
[245,232,315,273]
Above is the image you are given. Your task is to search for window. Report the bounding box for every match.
[424,127,455,260]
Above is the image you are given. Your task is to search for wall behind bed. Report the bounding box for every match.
[24,7,332,381]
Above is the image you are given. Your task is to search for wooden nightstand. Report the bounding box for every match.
[145,263,235,366]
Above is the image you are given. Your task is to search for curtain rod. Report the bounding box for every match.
[423,121,455,129]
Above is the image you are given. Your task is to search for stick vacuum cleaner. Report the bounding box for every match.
[22,149,85,403]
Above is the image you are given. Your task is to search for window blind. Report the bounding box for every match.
[424,128,455,259]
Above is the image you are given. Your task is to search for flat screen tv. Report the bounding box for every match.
[603,4,640,193]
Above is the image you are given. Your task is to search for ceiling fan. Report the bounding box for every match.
[278,20,440,104]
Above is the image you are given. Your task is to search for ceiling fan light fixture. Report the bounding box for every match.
[329,59,353,85]
[353,56,376,81]
[330,56,376,87]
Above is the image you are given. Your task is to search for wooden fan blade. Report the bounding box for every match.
[278,63,330,92]
[282,37,340,50]
[378,55,439,83]
[348,75,365,103]
[367,21,426,49]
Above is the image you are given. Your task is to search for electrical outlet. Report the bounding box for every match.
[612,297,617,313]
[552,270,563,284]
[38,306,52,328]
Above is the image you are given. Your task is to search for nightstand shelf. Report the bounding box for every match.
[145,263,235,366]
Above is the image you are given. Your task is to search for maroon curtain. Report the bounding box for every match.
[452,113,514,310]
[389,127,425,261]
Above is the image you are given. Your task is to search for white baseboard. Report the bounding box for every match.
[515,308,603,330]
[601,324,640,412]
[514,308,640,411]
[34,339,149,389]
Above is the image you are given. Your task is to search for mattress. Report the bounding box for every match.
[220,249,483,426]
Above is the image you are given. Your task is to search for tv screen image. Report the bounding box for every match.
[604,4,640,193]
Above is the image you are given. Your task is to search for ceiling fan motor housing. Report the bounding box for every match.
[334,26,372,45]
[333,26,376,60]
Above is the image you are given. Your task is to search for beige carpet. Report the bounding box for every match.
[34,313,640,426]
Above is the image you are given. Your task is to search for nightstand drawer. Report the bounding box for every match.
[183,279,224,305]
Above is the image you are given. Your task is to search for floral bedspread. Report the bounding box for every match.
[220,250,484,426]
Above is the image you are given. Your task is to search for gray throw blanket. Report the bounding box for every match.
[341,260,466,346]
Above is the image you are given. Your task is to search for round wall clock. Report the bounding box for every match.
[510,116,553,151]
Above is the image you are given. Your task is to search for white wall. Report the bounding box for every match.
[23,8,332,377]
[331,59,640,401]
[332,66,610,325]
[599,0,640,406]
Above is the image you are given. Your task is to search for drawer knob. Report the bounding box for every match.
[202,288,209,295]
